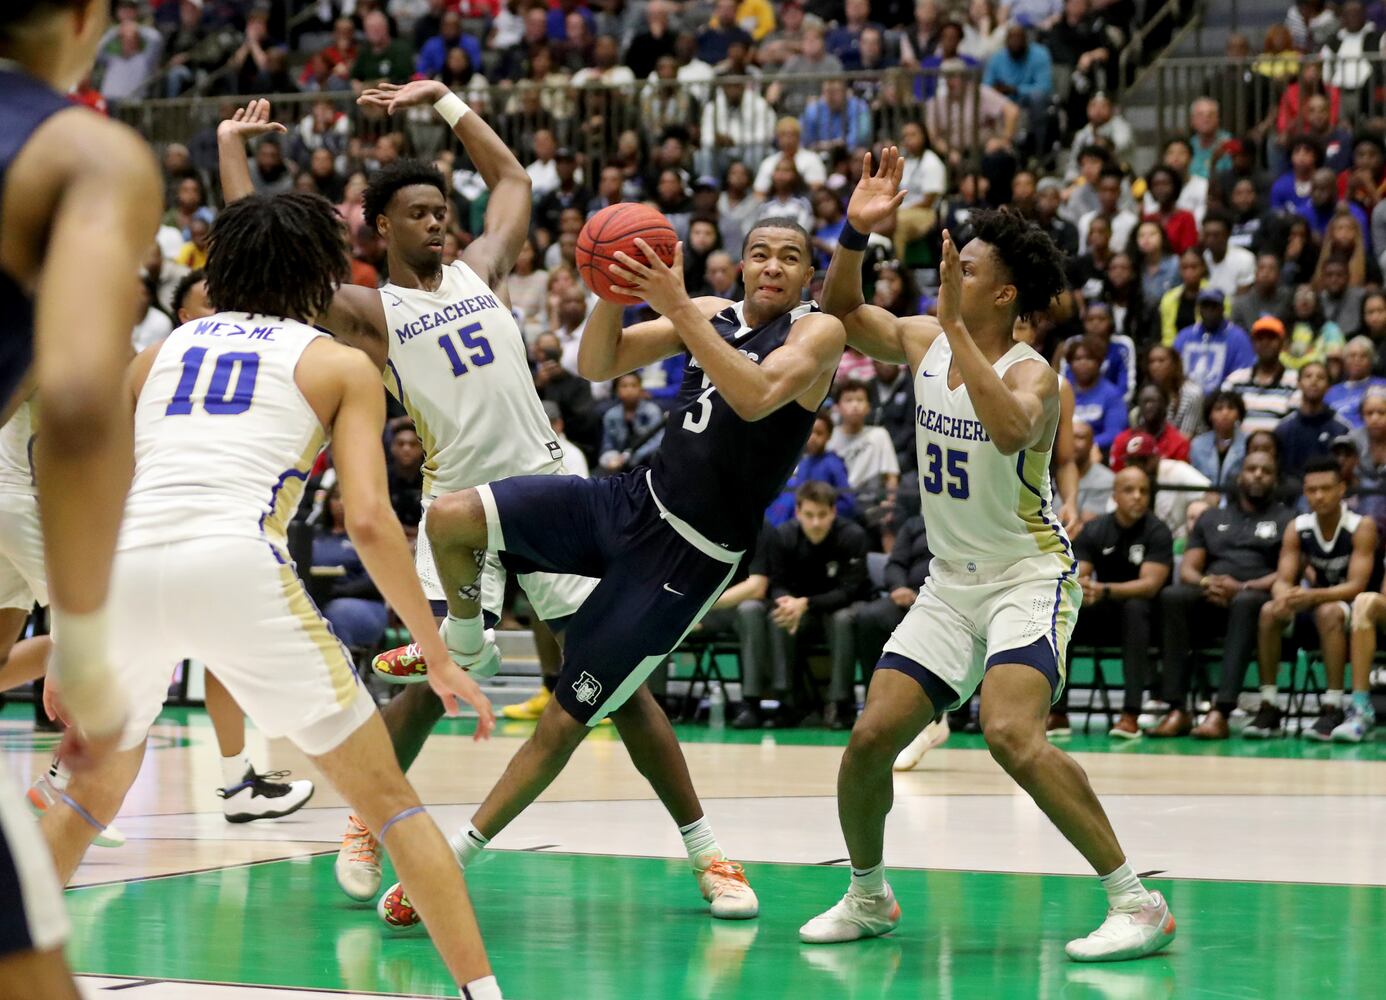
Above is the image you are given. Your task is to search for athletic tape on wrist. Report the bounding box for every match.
[433,92,470,127]
[838,221,869,252]
[379,805,426,843]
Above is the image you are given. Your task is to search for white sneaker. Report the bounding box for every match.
[441,620,501,679]
[696,856,759,919]
[799,885,902,943]
[893,716,949,771]
[1065,891,1177,962]
[219,769,314,823]
[26,775,126,849]
[334,815,382,902]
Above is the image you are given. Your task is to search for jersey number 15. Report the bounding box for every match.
[438,322,495,377]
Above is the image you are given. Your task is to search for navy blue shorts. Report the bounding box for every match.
[478,469,741,725]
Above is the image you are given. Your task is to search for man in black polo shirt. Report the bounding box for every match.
[738,481,870,729]
[1059,467,1173,739]
[1150,451,1294,739]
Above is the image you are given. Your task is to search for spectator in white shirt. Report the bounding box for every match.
[892,119,948,258]
[526,129,561,199]
[1201,209,1257,297]
[829,380,900,504]
[1078,166,1138,255]
[699,78,777,176]
[754,118,827,194]
[1065,92,1135,173]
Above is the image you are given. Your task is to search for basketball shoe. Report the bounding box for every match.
[373,627,500,684]
[799,885,901,943]
[27,775,126,849]
[502,687,550,720]
[1065,892,1177,962]
[219,768,313,823]
[335,814,382,901]
[893,716,949,771]
[695,854,759,919]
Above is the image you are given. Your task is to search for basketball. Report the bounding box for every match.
[576,203,679,305]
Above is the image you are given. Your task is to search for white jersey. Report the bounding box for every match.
[0,399,35,495]
[913,335,1074,569]
[381,260,562,495]
[120,312,326,553]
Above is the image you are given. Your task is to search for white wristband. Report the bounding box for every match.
[433,91,470,127]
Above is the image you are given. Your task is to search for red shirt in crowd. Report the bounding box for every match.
[1144,209,1199,255]
[1110,423,1191,471]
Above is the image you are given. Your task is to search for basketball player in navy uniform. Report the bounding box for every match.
[1252,455,1376,741]
[376,219,846,925]
[802,149,1176,961]
[0,1,163,995]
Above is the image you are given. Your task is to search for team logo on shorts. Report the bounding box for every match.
[573,672,603,706]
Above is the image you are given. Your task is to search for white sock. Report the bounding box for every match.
[1260,684,1278,704]
[47,756,70,791]
[461,974,503,1000]
[850,862,886,898]
[221,753,254,789]
[455,823,490,869]
[1099,860,1154,910]
[680,816,722,869]
[443,614,484,656]
[1323,689,1343,708]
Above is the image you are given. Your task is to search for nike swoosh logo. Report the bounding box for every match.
[1102,546,1116,555]
[662,583,685,596]
[921,370,939,378]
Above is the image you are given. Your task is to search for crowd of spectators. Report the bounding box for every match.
[107,0,1386,739]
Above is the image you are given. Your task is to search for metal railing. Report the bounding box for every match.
[1118,0,1202,95]
[113,68,987,175]
[1150,52,1386,153]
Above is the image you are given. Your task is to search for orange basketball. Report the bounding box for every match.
[576,203,679,305]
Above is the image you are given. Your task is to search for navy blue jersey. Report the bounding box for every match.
[649,301,824,551]
[1295,507,1361,589]
[0,68,75,408]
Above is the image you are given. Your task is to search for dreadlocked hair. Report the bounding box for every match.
[362,159,447,236]
[204,193,349,322]
[968,207,1069,323]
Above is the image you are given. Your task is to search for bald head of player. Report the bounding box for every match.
[362,159,450,283]
[0,0,108,90]
[951,208,1068,339]
[740,218,813,326]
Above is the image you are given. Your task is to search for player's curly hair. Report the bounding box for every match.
[362,159,448,236]
[171,268,205,319]
[204,194,348,322]
[968,207,1068,323]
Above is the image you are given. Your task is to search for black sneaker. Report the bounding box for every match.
[1242,702,1285,739]
[1303,705,1346,742]
[220,768,315,823]
[730,705,764,730]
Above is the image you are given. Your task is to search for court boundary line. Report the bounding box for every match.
[67,848,335,891]
[77,973,442,998]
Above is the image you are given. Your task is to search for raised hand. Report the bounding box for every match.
[609,240,688,318]
[846,146,906,233]
[357,80,449,114]
[216,98,286,144]
[937,228,963,331]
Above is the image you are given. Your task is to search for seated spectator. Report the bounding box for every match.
[1276,361,1350,482]
[1318,256,1366,338]
[1078,166,1138,257]
[535,149,592,242]
[1252,455,1376,740]
[703,250,744,300]
[508,238,549,343]
[1061,466,1174,738]
[830,380,901,510]
[766,413,857,526]
[982,24,1053,153]
[926,58,1020,167]
[1112,384,1191,470]
[1270,135,1323,217]
[415,10,482,78]
[1361,291,1386,372]
[1174,288,1254,393]
[1296,167,1343,237]
[1067,338,1127,453]
[351,10,415,88]
[1202,210,1256,298]
[312,483,389,649]
[1326,336,1386,428]
[1133,219,1180,307]
[700,79,776,176]
[697,0,753,64]
[850,513,931,688]
[532,331,599,463]
[1034,178,1079,259]
[754,118,827,195]
[825,0,883,68]
[176,216,211,270]
[163,176,215,242]
[1073,420,1115,524]
[599,373,666,475]
[870,359,916,474]
[961,0,1007,60]
[1150,451,1292,739]
[1120,431,1214,543]
[626,0,678,79]
[757,160,815,234]
[1191,389,1250,488]
[890,120,947,256]
[914,19,977,100]
[1143,165,1199,255]
[1144,345,1205,440]
[800,79,873,154]
[1068,215,1115,301]
[386,419,424,532]
[1098,253,1152,347]
[1067,93,1135,171]
[1287,0,1341,51]
[1045,0,1112,124]
[1284,282,1345,369]
[775,22,844,115]
[1316,208,1378,290]
[737,482,869,729]
[1223,316,1301,432]
[98,6,164,101]
[1059,303,1135,401]
[1232,253,1293,334]
[1187,97,1232,179]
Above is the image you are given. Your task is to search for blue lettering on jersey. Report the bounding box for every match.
[393,293,501,344]
[686,350,760,371]
[915,405,990,442]
[188,320,280,341]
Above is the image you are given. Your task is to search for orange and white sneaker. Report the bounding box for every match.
[334,815,382,902]
[1065,891,1177,962]
[377,881,421,930]
[372,643,429,685]
[27,775,126,849]
[696,857,759,919]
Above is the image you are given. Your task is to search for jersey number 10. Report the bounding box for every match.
[165,347,259,416]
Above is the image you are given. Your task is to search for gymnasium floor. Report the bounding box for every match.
[5,703,1384,1000]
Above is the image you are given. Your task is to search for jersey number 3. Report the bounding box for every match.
[921,444,969,499]
[165,347,259,417]
[683,374,716,434]
[438,321,495,377]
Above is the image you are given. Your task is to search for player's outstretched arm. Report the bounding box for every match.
[612,242,845,421]
[324,345,495,735]
[359,81,531,289]
[28,115,162,749]
[577,296,728,382]
[936,229,1055,454]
